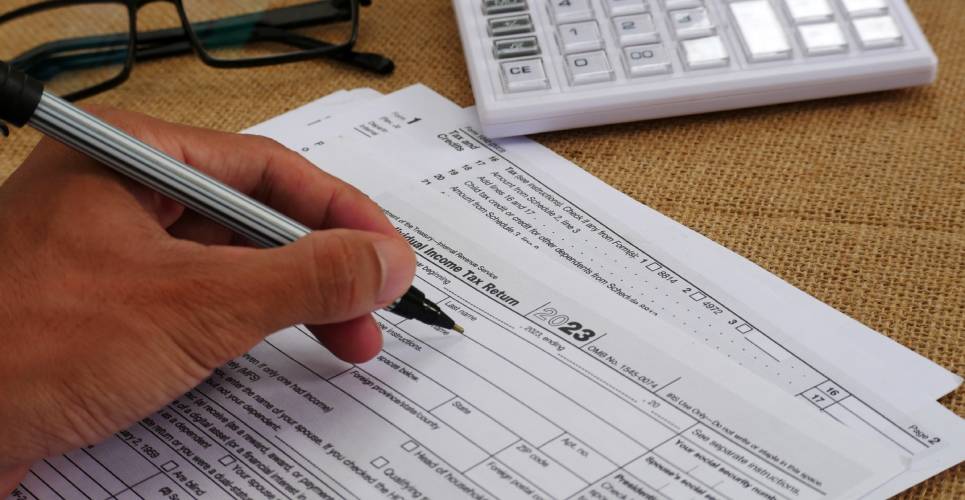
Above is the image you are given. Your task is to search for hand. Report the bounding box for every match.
[0,107,416,493]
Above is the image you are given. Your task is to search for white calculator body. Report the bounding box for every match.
[453,0,937,137]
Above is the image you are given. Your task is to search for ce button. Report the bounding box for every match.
[500,58,551,92]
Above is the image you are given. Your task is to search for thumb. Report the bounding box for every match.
[200,229,416,334]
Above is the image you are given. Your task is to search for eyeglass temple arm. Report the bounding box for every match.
[134,25,393,75]
[13,1,355,68]
[17,28,392,83]
[251,27,394,74]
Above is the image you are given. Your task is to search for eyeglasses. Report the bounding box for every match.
[0,0,393,102]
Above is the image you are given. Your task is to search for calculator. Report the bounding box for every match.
[452,0,937,137]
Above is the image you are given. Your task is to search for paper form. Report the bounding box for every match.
[268,85,961,409]
[497,138,964,497]
[249,89,386,154]
[250,89,961,411]
[11,191,906,500]
[504,137,963,408]
[241,85,963,496]
[14,86,960,500]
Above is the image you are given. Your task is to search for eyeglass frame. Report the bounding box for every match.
[0,0,361,101]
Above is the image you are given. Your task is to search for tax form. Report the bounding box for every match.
[11,86,957,500]
[256,85,959,410]
[12,192,906,500]
[243,86,964,497]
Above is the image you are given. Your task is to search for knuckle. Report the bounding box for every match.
[339,183,370,206]
[308,232,374,319]
[245,134,287,153]
[331,176,367,200]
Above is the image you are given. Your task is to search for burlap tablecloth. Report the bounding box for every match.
[0,1,961,497]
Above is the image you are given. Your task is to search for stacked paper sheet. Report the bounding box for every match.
[14,85,962,500]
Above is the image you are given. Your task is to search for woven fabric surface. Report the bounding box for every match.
[0,1,961,497]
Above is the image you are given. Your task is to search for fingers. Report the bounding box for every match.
[61,107,412,365]
[183,229,414,347]
[83,107,397,239]
[308,316,384,364]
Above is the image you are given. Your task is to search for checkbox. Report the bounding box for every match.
[218,455,236,466]
[645,262,662,271]
[689,291,707,301]
[161,460,178,472]
[401,440,419,452]
[735,324,753,334]
[371,457,389,469]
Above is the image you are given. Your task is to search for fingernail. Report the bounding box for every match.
[373,238,413,306]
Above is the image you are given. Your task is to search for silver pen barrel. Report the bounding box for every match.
[30,92,310,248]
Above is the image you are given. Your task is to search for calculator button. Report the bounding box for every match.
[547,0,594,24]
[623,44,673,77]
[493,36,541,58]
[783,0,834,23]
[612,14,660,46]
[565,51,615,85]
[841,0,888,17]
[730,1,792,62]
[853,15,903,48]
[558,21,605,53]
[669,8,715,39]
[603,0,648,17]
[482,0,528,15]
[489,14,534,37]
[798,22,848,55]
[663,0,703,9]
[680,35,729,69]
[500,58,550,92]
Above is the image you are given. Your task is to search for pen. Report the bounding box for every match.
[0,61,463,334]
